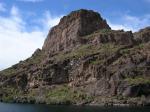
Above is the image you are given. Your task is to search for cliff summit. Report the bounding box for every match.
[42,9,110,53]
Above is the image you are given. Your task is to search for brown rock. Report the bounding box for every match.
[134,27,150,43]
[42,9,110,53]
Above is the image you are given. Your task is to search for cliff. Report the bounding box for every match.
[0,9,150,106]
[42,9,110,53]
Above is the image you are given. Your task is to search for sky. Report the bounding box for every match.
[0,0,150,70]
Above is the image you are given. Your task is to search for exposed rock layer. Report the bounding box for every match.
[0,9,150,106]
[42,9,110,53]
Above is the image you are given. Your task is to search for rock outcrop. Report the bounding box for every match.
[134,27,150,44]
[0,9,150,106]
[42,9,110,53]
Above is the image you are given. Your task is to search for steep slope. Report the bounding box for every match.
[42,9,110,53]
[0,9,150,106]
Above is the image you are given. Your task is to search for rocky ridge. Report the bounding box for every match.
[0,9,150,106]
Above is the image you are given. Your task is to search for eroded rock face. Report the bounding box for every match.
[42,9,110,53]
[91,30,134,45]
[134,27,150,44]
[0,9,150,105]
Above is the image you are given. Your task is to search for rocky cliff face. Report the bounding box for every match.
[42,9,110,53]
[0,9,150,106]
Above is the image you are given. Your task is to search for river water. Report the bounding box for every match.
[0,102,150,112]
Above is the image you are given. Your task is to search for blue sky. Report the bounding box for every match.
[0,0,150,70]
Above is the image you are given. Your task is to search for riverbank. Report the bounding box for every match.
[0,96,150,107]
[0,84,150,107]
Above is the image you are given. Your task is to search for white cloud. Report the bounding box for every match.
[108,14,150,32]
[17,0,44,2]
[0,6,61,70]
[11,6,20,16]
[40,11,63,31]
[108,21,133,31]
[123,15,150,31]
[0,2,6,12]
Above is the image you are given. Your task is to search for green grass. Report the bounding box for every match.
[99,29,112,34]
[82,29,112,39]
[0,87,38,103]
[0,87,21,102]
[125,76,150,85]
[1,85,93,104]
[45,85,93,104]
[53,43,120,62]
[90,59,104,65]
[26,51,45,65]
[2,95,14,102]
[135,43,145,49]
[120,48,131,54]
[0,67,16,76]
